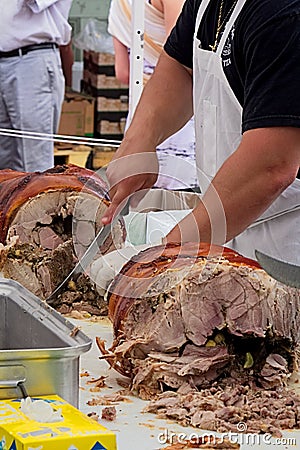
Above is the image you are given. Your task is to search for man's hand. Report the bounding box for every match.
[102,152,159,225]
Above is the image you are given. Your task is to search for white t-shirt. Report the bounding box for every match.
[0,0,72,52]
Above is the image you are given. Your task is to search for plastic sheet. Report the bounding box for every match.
[73,19,114,53]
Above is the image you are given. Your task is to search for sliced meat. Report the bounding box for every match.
[98,242,300,435]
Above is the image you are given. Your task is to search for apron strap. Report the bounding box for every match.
[195,0,211,32]
[217,0,247,56]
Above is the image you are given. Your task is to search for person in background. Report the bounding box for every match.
[108,0,199,191]
[0,0,73,172]
[60,41,74,90]
[102,0,300,265]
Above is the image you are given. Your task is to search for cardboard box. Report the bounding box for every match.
[90,73,128,90]
[0,395,117,450]
[97,96,128,112]
[85,50,115,67]
[58,91,95,137]
[98,120,123,136]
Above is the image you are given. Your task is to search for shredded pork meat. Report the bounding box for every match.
[99,243,300,436]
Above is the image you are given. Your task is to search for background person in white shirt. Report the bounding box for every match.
[0,0,73,172]
[108,0,198,191]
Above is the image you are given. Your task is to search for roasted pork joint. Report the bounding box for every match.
[99,242,300,435]
[0,164,108,243]
[0,165,125,312]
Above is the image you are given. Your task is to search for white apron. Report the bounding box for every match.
[193,0,300,264]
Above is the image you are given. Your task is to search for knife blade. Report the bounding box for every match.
[255,250,300,288]
[46,200,129,303]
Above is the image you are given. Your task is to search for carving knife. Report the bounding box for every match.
[255,250,300,288]
[46,200,129,304]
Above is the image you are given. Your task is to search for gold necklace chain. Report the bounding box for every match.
[209,0,238,52]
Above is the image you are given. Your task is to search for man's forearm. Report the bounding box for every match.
[166,127,300,244]
[59,43,73,87]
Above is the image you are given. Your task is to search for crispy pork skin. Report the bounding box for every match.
[0,164,108,242]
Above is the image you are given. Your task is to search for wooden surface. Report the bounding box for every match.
[54,144,91,168]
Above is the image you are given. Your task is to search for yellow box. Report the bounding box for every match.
[0,395,117,450]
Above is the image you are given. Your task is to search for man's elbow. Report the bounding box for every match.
[268,163,299,195]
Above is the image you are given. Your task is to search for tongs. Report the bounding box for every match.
[46,200,129,304]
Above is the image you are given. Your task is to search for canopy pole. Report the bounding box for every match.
[128,0,145,124]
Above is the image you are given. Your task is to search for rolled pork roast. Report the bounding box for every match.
[98,242,300,435]
[0,164,126,314]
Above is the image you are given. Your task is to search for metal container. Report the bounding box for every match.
[0,278,92,407]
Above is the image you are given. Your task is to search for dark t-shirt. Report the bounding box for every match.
[164,0,300,133]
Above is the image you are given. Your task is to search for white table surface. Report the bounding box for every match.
[75,317,300,450]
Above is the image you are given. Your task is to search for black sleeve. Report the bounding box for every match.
[164,0,300,132]
[164,0,198,69]
[241,11,300,132]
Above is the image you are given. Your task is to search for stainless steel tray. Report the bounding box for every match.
[0,278,92,406]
